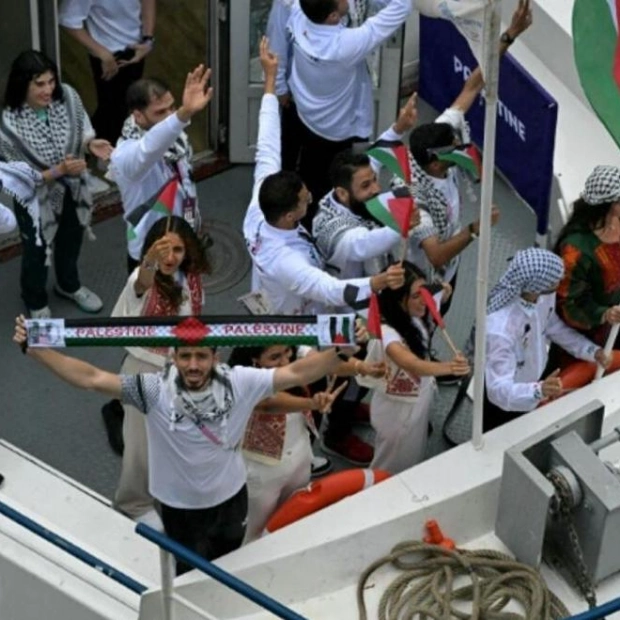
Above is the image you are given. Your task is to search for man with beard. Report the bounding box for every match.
[109,64,211,273]
[13,315,360,574]
[313,93,419,292]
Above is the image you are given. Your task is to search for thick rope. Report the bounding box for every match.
[357,541,570,620]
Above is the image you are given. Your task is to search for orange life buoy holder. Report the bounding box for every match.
[263,468,391,535]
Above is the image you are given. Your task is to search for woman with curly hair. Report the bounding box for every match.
[111,215,210,528]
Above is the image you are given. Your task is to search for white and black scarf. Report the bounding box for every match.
[312,192,376,260]
[163,362,236,447]
[0,84,94,264]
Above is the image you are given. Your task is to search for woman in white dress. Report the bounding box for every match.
[365,261,469,474]
[229,344,384,542]
[111,215,209,527]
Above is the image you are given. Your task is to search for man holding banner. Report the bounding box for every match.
[109,64,212,273]
[13,314,360,575]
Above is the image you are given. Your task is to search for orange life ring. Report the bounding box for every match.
[559,350,620,391]
[264,468,391,535]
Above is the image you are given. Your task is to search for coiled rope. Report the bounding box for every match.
[357,540,570,620]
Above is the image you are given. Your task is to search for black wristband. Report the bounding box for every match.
[500,32,514,46]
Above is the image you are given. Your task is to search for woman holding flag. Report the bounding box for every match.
[359,262,469,474]
[110,215,210,529]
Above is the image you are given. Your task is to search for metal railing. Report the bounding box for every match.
[136,523,307,620]
[0,499,147,594]
[564,595,620,620]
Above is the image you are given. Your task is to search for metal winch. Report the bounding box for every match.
[496,401,620,603]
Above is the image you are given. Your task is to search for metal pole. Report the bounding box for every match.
[594,324,619,380]
[137,524,308,620]
[160,549,175,620]
[472,0,502,450]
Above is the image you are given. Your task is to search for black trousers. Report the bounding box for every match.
[14,192,83,311]
[296,115,366,231]
[280,101,304,173]
[89,55,145,144]
[160,485,248,576]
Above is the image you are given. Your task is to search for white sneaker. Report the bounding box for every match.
[29,306,52,319]
[55,285,103,313]
[311,455,332,478]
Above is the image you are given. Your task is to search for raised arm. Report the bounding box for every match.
[273,348,356,392]
[13,316,122,399]
[338,0,412,65]
[112,65,212,181]
[451,0,533,114]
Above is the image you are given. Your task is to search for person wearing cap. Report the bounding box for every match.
[552,165,620,368]
[484,248,609,432]
[394,0,533,317]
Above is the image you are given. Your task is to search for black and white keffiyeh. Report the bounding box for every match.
[162,361,235,445]
[0,84,94,264]
[0,161,42,238]
[581,165,620,205]
[116,114,192,166]
[487,248,564,314]
[345,0,369,27]
[312,192,376,259]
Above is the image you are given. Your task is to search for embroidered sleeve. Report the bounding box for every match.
[120,373,161,414]
[556,242,607,330]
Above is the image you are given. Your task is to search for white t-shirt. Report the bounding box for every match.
[59,0,142,53]
[121,366,276,509]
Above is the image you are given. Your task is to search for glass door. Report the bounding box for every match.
[228,0,405,163]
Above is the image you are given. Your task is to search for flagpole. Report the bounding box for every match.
[471,0,502,451]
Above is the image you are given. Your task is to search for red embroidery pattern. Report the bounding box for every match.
[141,272,203,356]
[386,368,420,397]
[594,243,620,295]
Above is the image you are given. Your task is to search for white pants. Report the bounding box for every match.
[113,354,159,519]
[370,377,435,475]
[243,435,313,543]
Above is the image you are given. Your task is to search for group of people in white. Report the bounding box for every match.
[5,0,620,574]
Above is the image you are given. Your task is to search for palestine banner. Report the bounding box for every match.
[436,144,482,181]
[573,0,620,149]
[367,140,412,183]
[365,187,415,238]
[24,315,357,349]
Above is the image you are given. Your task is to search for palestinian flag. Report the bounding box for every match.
[152,178,178,215]
[125,178,178,241]
[365,187,415,238]
[367,140,412,184]
[573,0,620,148]
[366,293,383,340]
[436,144,482,181]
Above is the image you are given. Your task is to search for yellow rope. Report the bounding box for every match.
[357,541,570,619]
